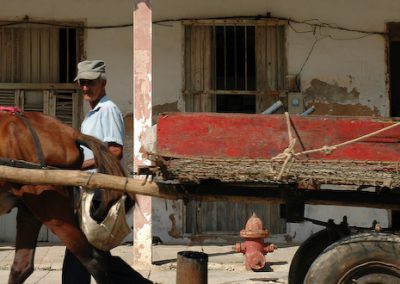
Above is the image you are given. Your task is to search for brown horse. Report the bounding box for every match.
[0,109,142,283]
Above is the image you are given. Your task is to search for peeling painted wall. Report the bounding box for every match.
[152,198,185,244]
[123,113,134,175]
[152,101,179,123]
[303,79,380,116]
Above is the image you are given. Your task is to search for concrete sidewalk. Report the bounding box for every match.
[0,242,298,284]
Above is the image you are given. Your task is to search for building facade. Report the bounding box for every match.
[0,0,398,263]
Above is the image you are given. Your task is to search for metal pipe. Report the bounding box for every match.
[301,106,315,116]
[176,251,208,284]
[262,100,283,114]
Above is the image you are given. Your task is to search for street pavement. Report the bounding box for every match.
[0,242,299,284]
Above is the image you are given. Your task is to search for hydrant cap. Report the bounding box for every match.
[245,213,263,230]
[240,213,268,238]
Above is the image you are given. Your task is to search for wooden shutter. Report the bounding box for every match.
[0,25,60,83]
[184,25,215,112]
[51,91,81,128]
[0,90,16,106]
[255,24,286,113]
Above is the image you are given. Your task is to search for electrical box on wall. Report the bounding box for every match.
[288,92,304,114]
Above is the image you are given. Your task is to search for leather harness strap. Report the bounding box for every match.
[15,112,47,168]
[0,157,52,169]
[1,107,47,168]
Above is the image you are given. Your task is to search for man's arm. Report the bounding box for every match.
[81,142,123,170]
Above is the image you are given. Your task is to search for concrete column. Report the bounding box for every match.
[133,0,152,267]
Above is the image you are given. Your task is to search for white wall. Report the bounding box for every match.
[152,22,183,108]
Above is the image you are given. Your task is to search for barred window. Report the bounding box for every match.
[184,19,286,114]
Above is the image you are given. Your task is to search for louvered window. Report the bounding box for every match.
[0,23,83,128]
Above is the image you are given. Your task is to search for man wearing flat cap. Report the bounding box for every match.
[74,59,124,170]
[62,60,152,284]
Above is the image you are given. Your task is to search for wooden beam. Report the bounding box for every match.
[1,165,399,209]
[0,165,161,196]
[0,165,282,204]
[0,83,78,90]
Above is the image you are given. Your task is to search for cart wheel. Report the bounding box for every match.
[304,233,400,284]
[288,227,349,284]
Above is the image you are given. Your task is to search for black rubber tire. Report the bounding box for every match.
[288,227,350,284]
[304,233,400,284]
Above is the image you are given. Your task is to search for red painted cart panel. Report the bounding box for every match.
[153,112,400,161]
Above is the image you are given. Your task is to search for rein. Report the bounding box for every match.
[0,157,55,169]
[0,107,47,168]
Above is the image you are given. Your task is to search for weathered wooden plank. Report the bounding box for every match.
[182,19,288,26]
[158,158,400,189]
[0,83,77,90]
[153,112,400,161]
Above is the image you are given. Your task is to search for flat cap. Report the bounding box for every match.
[74,60,106,81]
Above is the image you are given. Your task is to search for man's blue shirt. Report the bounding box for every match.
[80,95,124,161]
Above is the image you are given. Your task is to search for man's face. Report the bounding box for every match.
[78,79,105,106]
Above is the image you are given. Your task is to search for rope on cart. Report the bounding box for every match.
[271,112,400,181]
[296,121,400,156]
[271,112,297,180]
[295,119,400,156]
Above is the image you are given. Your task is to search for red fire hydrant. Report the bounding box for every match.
[234,213,277,271]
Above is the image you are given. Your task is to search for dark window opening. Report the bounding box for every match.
[214,26,256,114]
[215,26,255,91]
[392,210,400,230]
[59,28,78,83]
[216,94,255,113]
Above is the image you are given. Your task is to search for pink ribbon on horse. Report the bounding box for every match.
[0,106,22,113]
